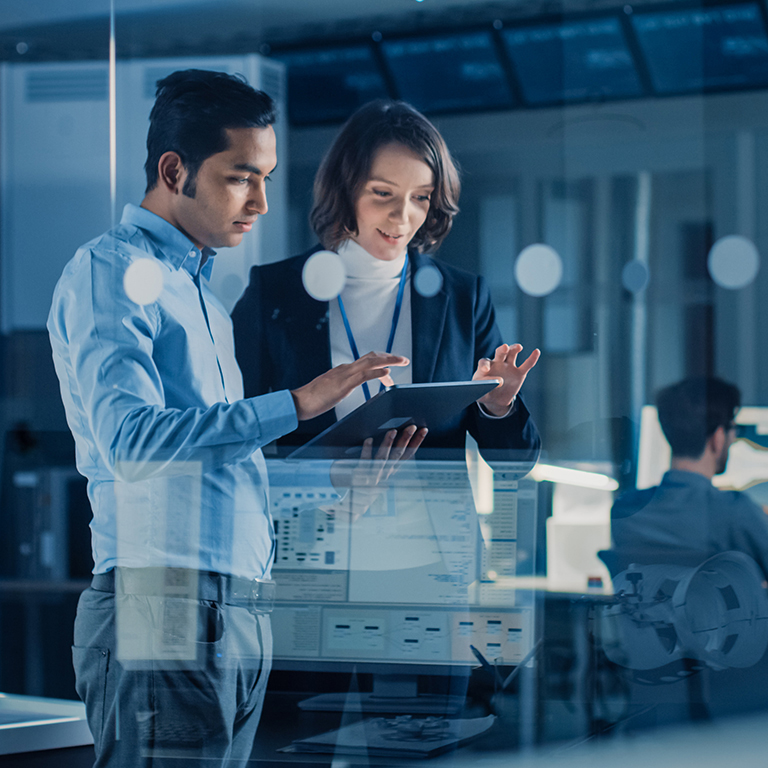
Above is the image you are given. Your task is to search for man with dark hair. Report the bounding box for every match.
[48,69,420,767]
[143,69,276,194]
[611,376,768,578]
[656,376,741,472]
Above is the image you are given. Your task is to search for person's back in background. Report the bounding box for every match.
[611,376,768,578]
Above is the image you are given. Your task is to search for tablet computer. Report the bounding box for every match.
[288,379,500,459]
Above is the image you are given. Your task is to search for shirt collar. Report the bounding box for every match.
[662,469,713,487]
[121,204,217,280]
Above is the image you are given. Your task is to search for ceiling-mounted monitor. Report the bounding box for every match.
[381,31,515,114]
[630,2,768,93]
[274,45,390,125]
[500,16,644,105]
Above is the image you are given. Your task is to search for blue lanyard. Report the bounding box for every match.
[337,253,409,401]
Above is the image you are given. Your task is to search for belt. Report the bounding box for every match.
[90,568,275,614]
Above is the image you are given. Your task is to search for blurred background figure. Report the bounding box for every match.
[610,376,768,577]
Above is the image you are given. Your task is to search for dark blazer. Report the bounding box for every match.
[231,246,540,461]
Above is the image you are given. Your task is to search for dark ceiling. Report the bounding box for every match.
[0,0,650,61]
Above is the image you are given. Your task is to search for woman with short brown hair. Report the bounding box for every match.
[311,100,459,254]
[232,100,540,458]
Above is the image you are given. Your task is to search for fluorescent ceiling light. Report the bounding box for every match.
[531,463,619,491]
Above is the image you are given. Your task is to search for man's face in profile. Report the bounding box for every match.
[169,125,277,252]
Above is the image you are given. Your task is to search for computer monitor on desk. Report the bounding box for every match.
[265,457,539,714]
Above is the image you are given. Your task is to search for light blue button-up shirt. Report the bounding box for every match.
[48,204,304,578]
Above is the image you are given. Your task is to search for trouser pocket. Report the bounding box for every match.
[72,645,109,754]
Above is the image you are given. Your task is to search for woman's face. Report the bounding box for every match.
[352,142,435,261]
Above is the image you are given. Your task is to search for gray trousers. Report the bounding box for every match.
[72,580,272,767]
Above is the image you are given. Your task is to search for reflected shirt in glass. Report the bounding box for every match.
[47,204,300,579]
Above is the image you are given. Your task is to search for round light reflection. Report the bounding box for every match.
[707,235,760,290]
[124,258,164,305]
[622,260,650,293]
[302,250,346,301]
[514,244,563,297]
[413,264,443,297]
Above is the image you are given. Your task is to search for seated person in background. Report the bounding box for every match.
[611,376,768,579]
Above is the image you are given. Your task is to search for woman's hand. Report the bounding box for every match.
[330,425,428,520]
[473,343,541,416]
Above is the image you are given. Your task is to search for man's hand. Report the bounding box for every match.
[290,351,410,422]
[473,343,541,417]
[330,425,428,520]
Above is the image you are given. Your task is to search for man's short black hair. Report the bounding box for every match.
[144,69,276,195]
[656,376,741,458]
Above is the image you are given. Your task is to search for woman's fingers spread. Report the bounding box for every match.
[519,348,541,373]
[493,344,509,363]
[511,344,524,363]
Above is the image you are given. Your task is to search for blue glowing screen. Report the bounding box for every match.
[630,3,768,93]
[502,17,643,105]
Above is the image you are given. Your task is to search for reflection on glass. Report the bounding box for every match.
[514,243,563,297]
[123,257,164,305]
[602,552,768,671]
[115,461,203,664]
[413,264,443,298]
[268,458,538,718]
[301,250,347,301]
[707,234,760,289]
[6,0,768,760]
[622,259,651,293]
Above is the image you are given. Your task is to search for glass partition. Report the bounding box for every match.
[3,0,768,763]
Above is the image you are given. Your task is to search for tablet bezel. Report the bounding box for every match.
[288,379,501,459]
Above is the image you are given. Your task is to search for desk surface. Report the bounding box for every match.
[0,693,92,757]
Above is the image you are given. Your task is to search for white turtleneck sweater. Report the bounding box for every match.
[329,239,413,420]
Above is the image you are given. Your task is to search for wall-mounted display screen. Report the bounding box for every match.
[501,17,643,105]
[274,45,390,125]
[381,31,514,113]
[630,3,768,93]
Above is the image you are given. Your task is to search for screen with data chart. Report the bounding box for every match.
[266,459,538,672]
